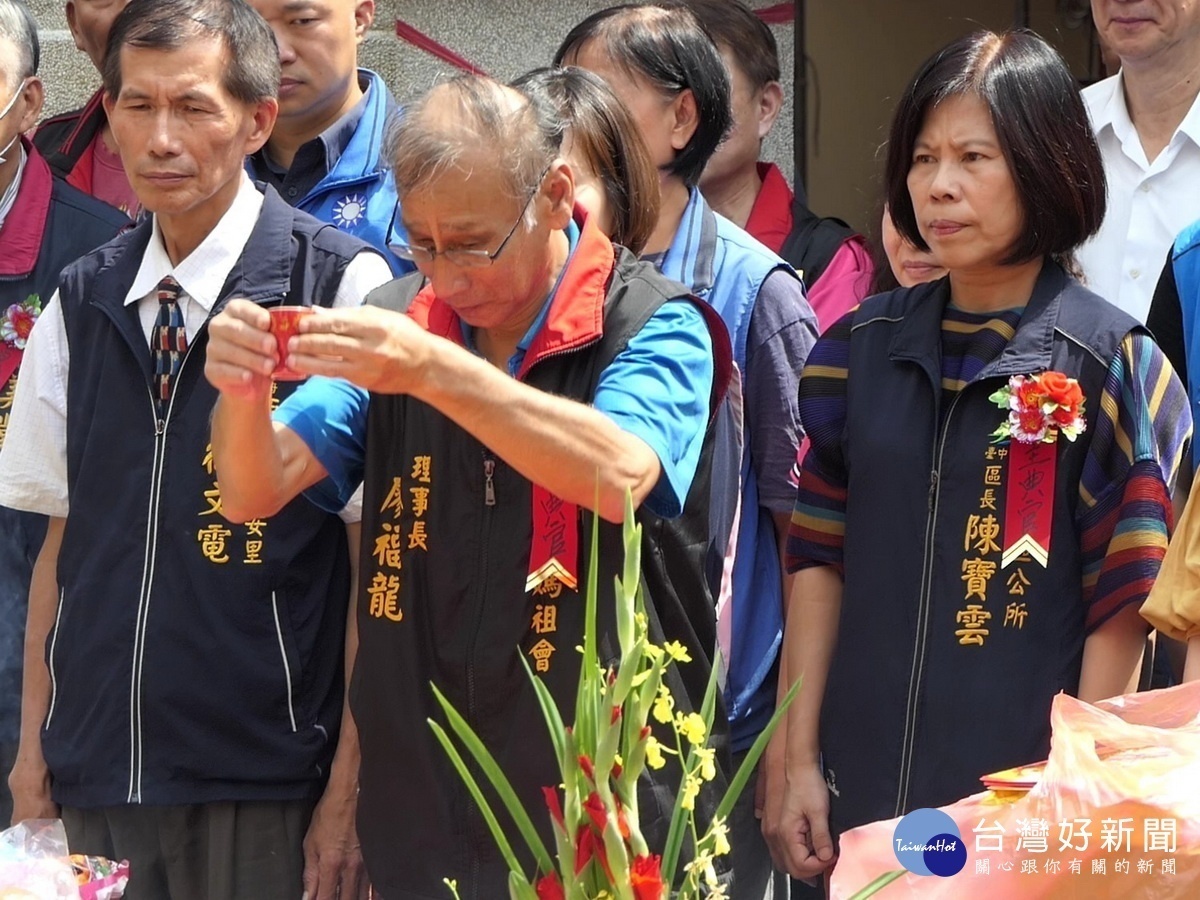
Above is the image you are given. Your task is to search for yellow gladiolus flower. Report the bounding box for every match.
[681,774,701,811]
[662,640,692,663]
[710,817,731,856]
[645,735,667,770]
[676,711,707,746]
[652,686,675,724]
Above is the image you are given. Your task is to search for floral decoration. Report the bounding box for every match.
[989,371,1086,445]
[1,294,41,351]
[435,493,805,900]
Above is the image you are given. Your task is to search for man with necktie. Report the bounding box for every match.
[0,1,390,897]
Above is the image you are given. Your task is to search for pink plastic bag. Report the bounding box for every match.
[830,682,1200,899]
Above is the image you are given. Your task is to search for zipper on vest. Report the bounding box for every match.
[895,392,962,818]
[44,588,66,728]
[272,591,298,732]
[127,336,199,804]
[483,457,496,507]
[465,449,497,900]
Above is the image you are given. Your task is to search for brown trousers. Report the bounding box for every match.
[63,798,315,900]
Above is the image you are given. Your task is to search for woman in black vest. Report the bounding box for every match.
[763,29,1191,880]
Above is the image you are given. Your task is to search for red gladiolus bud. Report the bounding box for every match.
[617,806,631,840]
[575,826,614,879]
[579,755,595,782]
[574,821,615,880]
[542,786,564,828]
[535,872,565,900]
[630,853,665,900]
[611,706,622,724]
[575,826,595,875]
[583,791,608,833]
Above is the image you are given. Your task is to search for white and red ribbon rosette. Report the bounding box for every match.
[988,372,1086,568]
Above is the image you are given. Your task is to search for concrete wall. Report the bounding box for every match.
[27,0,795,189]
[29,1,1096,236]
[805,0,1097,233]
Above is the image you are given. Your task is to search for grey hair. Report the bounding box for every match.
[0,0,39,84]
[103,0,279,104]
[388,75,562,227]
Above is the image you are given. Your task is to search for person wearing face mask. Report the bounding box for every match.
[32,0,137,216]
[766,30,1190,883]
[0,0,128,827]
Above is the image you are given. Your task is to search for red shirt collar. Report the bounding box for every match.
[744,162,794,255]
[408,210,616,379]
[0,138,53,278]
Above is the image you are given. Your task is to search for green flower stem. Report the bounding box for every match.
[660,720,693,884]
[847,870,906,899]
[521,654,567,766]
[507,871,537,900]
[428,720,527,879]
[713,675,802,822]
[575,508,602,749]
[430,685,553,874]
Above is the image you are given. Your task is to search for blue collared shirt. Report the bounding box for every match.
[276,225,713,518]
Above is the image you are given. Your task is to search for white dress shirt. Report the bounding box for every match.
[1076,73,1200,323]
[0,173,391,520]
[0,144,26,230]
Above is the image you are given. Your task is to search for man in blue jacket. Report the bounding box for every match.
[247,0,413,275]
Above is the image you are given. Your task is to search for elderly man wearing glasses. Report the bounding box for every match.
[204,74,732,900]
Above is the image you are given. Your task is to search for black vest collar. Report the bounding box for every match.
[888,260,1067,380]
[85,184,299,380]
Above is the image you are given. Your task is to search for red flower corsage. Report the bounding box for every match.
[989,372,1086,444]
[1,294,41,351]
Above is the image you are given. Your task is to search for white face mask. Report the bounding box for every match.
[0,79,29,165]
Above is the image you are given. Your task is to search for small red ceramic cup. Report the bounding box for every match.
[267,305,315,381]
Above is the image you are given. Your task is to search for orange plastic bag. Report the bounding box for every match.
[830,682,1200,899]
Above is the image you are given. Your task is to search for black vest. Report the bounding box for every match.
[48,187,366,807]
[821,263,1142,833]
[0,174,127,312]
[353,248,733,900]
[778,199,857,290]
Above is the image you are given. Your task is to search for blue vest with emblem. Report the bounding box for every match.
[250,69,414,277]
[656,187,797,751]
[1172,220,1200,468]
[48,187,365,807]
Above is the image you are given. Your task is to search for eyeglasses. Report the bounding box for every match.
[389,166,550,269]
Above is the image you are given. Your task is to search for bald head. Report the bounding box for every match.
[389,75,562,209]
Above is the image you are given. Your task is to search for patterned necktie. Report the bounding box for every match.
[152,275,187,413]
